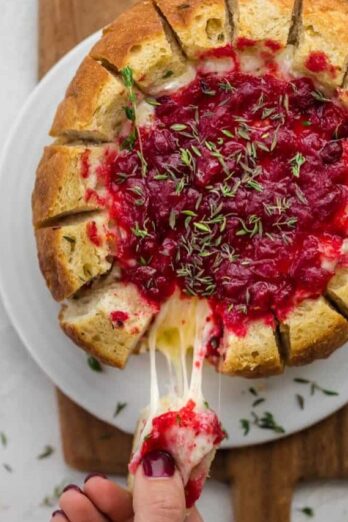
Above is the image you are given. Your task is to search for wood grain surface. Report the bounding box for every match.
[38,1,348,520]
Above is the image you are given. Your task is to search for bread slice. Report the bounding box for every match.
[279,296,348,365]
[60,274,156,368]
[327,267,348,318]
[154,0,232,59]
[293,0,348,87]
[32,143,117,227]
[219,319,283,377]
[35,213,111,301]
[50,56,128,141]
[90,0,187,92]
[233,0,296,47]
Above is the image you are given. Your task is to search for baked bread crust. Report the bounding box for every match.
[36,213,111,301]
[51,56,128,141]
[60,275,156,367]
[33,0,348,376]
[293,0,348,87]
[220,320,283,377]
[90,0,187,92]
[32,143,116,227]
[279,297,348,365]
[234,0,296,46]
[154,0,232,58]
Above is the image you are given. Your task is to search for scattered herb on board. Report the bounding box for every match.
[296,394,305,410]
[0,432,7,447]
[3,463,12,473]
[41,481,68,508]
[37,445,55,460]
[87,356,103,372]
[290,152,306,177]
[298,506,315,517]
[241,411,285,436]
[293,378,339,396]
[114,402,127,417]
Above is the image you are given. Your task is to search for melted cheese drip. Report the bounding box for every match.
[140,293,214,442]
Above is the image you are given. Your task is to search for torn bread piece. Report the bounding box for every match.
[293,0,348,87]
[128,296,225,508]
[279,296,348,365]
[327,267,348,318]
[35,212,111,301]
[90,0,187,92]
[219,319,283,377]
[60,273,156,367]
[154,0,232,59]
[32,143,117,227]
[50,56,128,141]
[233,0,296,47]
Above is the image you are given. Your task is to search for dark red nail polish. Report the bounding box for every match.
[142,450,175,478]
[52,510,68,519]
[62,484,83,494]
[84,472,108,484]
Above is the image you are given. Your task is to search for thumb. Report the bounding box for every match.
[133,450,186,522]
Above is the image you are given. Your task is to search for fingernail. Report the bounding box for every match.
[52,510,68,519]
[84,472,108,484]
[142,450,175,478]
[62,484,83,494]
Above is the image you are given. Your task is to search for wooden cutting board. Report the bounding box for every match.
[38,1,348,520]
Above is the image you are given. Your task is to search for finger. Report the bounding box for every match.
[51,510,70,522]
[133,451,186,522]
[59,486,108,522]
[187,507,204,522]
[84,474,133,521]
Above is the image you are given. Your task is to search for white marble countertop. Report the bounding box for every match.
[0,2,348,521]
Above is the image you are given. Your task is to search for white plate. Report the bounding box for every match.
[0,32,348,448]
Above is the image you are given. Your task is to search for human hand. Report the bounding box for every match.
[51,450,203,522]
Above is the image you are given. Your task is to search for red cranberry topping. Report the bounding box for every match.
[94,55,348,334]
[86,221,101,247]
[321,141,343,164]
[110,310,129,327]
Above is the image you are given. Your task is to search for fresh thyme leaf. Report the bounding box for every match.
[180,148,193,167]
[249,387,258,397]
[290,152,306,177]
[296,394,305,410]
[252,398,266,407]
[191,145,202,157]
[0,432,7,447]
[162,70,174,79]
[145,97,161,106]
[222,129,234,138]
[121,130,137,151]
[114,402,127,417]
[200,80,216,96]
[298,506,315,517]
[63,236,76,245]
[194,222,211,233]
[294,377,339,397]
[219,79,235,92]
[171,123,187,132]
[124,106,135,121]
[302,120,312,127]
[312,90,330,103]
[131,222,149,238]
[3,463,12,473]
[121,66,135,90]
[37,445,54,460]
[169,210,177,230]
[87,356,103,372]
[240,419,250,436]
[252,412,285,434]
[154,174,168,180]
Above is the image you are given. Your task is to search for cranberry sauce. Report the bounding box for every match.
[90,64,348,334]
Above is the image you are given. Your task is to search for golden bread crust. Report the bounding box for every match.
[327,267,348,317]
[90,0,186,91]
[235,0,295,46]
[155,0,231,58]
[60,280,156,368]
[279,297,348,366]
[50,56,128,141]
[220,320,283,377]
[293,0,348,87]
[35,214,111,301]
[32,144,115,227]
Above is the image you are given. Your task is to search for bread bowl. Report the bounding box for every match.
[32,0,348,506]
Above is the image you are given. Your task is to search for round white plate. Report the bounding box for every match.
[0,32,348,448]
